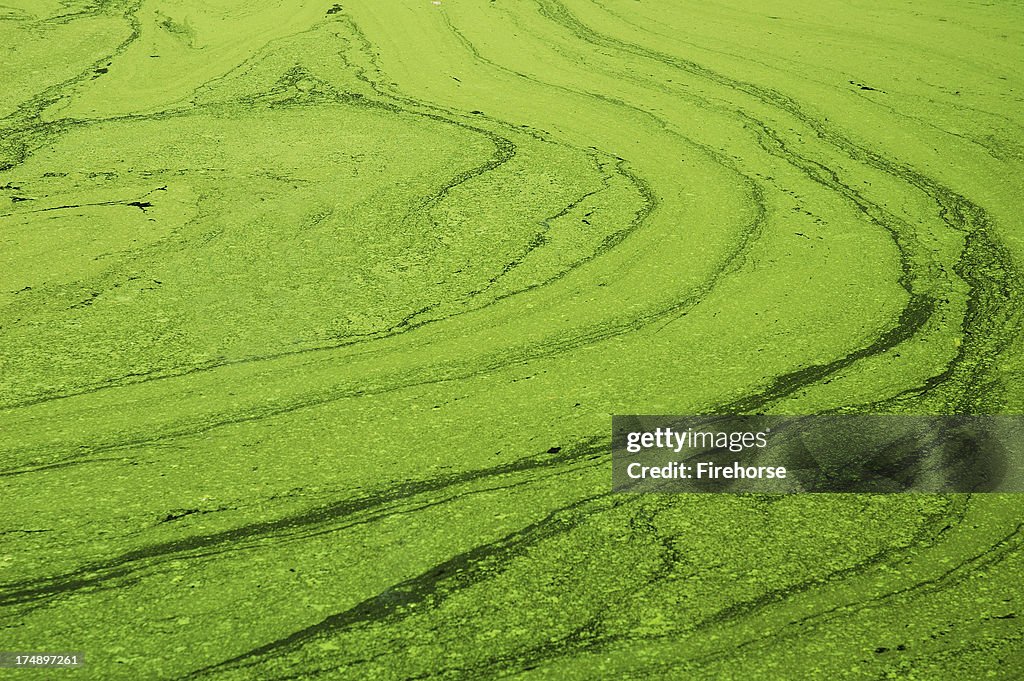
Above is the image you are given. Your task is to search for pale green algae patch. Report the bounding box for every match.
[1,1,1023,679]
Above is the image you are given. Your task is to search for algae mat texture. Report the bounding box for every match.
[1,0,1023,679]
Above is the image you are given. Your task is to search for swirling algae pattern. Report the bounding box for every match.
[1,0,1023,679]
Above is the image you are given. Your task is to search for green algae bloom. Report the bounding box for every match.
[1,1,1023,678]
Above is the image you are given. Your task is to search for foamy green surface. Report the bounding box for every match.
[1,1,1023,678]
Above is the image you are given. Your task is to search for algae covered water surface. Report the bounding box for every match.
[2,0,1023,678]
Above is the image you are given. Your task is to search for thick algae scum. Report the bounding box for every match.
[1,0,1023,678]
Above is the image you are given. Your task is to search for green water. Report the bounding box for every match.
[1,0,1022,678]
